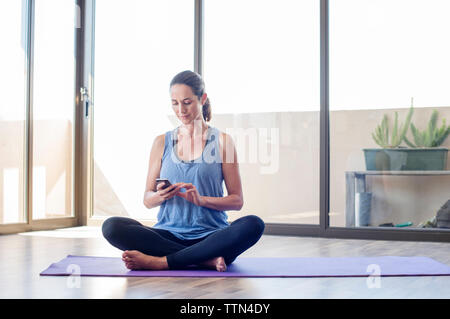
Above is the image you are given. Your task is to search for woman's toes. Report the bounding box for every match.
[121,250,168,270]
[126,250,141,260]
[126,261,138,269]
[217,264,226,272]
[216,257,227,272]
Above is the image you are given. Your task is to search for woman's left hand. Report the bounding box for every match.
[176,183,206,207]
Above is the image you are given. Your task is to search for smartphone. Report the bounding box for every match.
[155,178,172,190]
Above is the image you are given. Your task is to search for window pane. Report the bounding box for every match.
[32,0,75,219]
[93,0,194,220]
[0,1,27,224]
[204,0,320,224]
[330,0,450,229]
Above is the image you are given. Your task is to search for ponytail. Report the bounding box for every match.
[202,97,212,122]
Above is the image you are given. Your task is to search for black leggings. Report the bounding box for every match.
[101,215,265,269]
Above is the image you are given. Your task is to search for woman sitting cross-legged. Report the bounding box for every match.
[102,70,265,272]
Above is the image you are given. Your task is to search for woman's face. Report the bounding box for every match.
[170,84,206,124]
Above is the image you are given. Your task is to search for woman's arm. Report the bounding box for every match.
[177,133,244,211]
[206,132,243,210]
[143,134,182,209]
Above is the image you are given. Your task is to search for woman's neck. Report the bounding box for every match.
[179,121,209,138]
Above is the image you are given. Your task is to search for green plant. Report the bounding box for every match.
[404,110,450,147]
[371,106,414,148]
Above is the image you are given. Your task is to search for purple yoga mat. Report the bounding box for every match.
[40,255,450,278]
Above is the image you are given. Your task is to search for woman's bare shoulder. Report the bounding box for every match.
[217,130,238,163]
[218,130,235,146]
[150,133,166,156]
[154,133,165,145]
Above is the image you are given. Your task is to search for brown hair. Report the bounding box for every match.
[170,70,211,122]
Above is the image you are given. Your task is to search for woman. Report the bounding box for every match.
[102,70,265,272]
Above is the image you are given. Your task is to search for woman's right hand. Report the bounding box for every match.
[156,182,184,202]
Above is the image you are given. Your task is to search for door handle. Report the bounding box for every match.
[80,87,90,118]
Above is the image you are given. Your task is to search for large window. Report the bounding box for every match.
[329,0,450,229]
[0,0,77,232]
[4,0,450,238]
[32,0,75,219]
[204,0,320,224]
[85,0,450,240]
[0,0,27,224]
[92,0,194,220]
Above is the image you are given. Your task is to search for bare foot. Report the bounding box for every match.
[122,250,168,270]
[201,256,227,272]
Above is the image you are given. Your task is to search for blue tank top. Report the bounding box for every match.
[152,125,229,240]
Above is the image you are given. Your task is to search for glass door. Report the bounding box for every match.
[0,0,27,227]
[203,0,320,225]
[32,0,76,222]
[89,0,194,224]
[0,0,79,234]
[329,0,450,231]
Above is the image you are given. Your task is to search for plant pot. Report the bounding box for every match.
[363,148,448,171]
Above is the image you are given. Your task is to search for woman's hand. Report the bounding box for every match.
[176,183,206,207]
[156,182,184,202]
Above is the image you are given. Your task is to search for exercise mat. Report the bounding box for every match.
[40,255,450,278]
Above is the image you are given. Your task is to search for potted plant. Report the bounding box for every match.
[364,107,450,171]
[364,106,414,170]
[402,109,450,170]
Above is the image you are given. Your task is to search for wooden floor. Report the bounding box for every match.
[1,226,450,298]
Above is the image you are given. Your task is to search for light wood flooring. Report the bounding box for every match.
[1,226,450,299]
